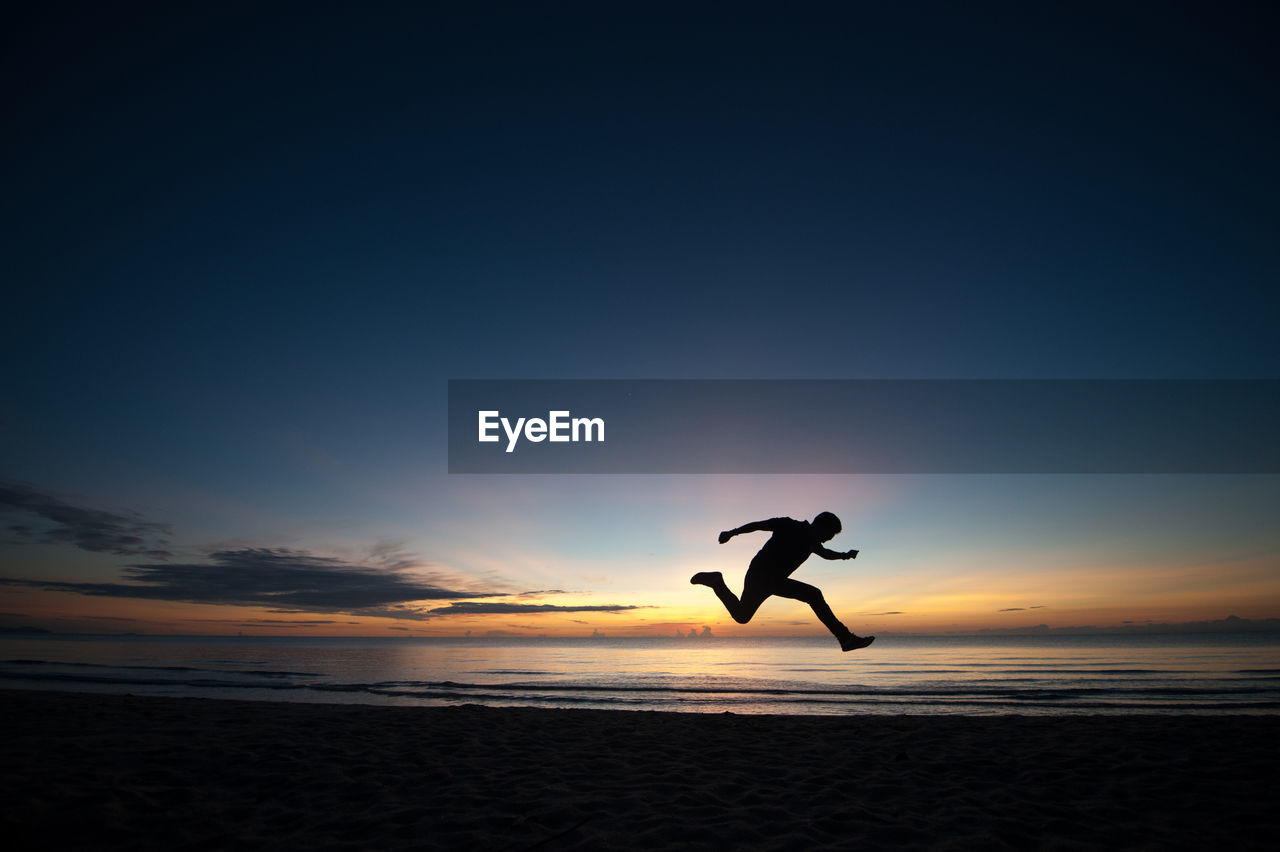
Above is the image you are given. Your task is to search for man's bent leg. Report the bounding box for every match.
[775,579,874,651]
[690,571,740,619]
[691,572,770,624]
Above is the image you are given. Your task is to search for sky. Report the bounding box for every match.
[2,2,1278,638]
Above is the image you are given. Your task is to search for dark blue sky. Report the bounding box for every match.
[2,2,1278,635]
[3,3,1274,470]
[7,2,1277,401]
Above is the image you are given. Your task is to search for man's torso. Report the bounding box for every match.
[749,518,816,577]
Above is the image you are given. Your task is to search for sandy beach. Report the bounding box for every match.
[2,689,1276,850]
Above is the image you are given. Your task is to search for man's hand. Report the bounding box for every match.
[845,549,859,559]
[718,530,733,544]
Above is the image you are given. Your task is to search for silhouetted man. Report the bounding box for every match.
[691,512,874,652]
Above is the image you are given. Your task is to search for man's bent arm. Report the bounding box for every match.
[815,545,859,560]
[719,518,781,543]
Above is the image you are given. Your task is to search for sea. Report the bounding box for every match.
[2,633,1278,716]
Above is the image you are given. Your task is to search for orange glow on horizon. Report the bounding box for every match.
[4,549,1277,637]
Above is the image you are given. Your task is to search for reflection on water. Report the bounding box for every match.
[2,633,1278,716]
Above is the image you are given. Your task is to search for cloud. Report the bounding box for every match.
[0,547,507,613]
[977,615,1280,636]
[236,618,360,625]
[1,480,171,558]
[425,602,646,617]
[998,607,1026,612]
[0,482,642,625]
[362,540,429,572]
[860,611,904,616]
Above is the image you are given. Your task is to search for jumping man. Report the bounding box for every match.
[691,512,875,652]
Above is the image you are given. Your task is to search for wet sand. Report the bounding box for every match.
[2,688,1276,849]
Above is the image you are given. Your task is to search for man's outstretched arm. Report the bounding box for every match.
[718,518,782,544]
[815,545,859,560]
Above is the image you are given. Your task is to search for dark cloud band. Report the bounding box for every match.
[426,602,645,616]
[1,480,171,557]
[1,547,507,613]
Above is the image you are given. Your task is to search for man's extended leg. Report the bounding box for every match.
[775,578,874,651]
[690,571,770,624]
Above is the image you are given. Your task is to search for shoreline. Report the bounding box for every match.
[4,688,1278,849]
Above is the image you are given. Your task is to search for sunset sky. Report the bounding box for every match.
[3,3,1277,637]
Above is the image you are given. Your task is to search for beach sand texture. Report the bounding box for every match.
[3,689,1276,850]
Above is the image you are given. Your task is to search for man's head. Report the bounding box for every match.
[811,511,842,542]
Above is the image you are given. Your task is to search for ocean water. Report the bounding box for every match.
[2,633,1277,716]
